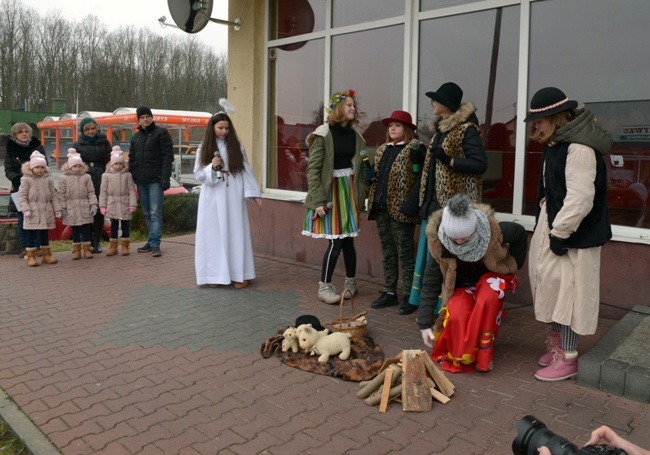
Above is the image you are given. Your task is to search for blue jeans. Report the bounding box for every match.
[137,182,163,247]
[17,211,43,248]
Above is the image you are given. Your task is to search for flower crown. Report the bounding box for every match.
[325,89,355,115]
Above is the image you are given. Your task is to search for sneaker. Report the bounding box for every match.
[534,348,578,382]
[538,331,561,366]
[371,292,398,309]
[137,243,152,253]
[399,295,418,315]
[152,246,162,257]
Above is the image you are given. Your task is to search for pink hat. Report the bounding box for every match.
[67,149,83,167]
[110,146,125,165]
[29,151,47,169]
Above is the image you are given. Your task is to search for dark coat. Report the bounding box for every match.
[72,133,112,197]
[4,137,47,211]
[128,122,174,185]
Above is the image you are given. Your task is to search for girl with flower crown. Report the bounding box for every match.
[302,90,367,304]
[194,104,262,289]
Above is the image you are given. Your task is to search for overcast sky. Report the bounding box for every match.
[18,0,228,53]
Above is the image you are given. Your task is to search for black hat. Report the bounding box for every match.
[426,82,463,112]
[294,314,325,331]
[136,106,153,119]
[524,87,578,122]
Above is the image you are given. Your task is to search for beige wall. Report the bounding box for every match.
[228,0,265,187]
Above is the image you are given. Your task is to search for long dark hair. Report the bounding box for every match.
[200,113,244,172]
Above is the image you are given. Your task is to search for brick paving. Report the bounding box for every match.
[0,234,648,454]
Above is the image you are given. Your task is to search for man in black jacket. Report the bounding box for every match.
[129,106,173,257]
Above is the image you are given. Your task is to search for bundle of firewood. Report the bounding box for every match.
[357,349,455,412]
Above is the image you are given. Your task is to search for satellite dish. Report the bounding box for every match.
[168,0,213,34]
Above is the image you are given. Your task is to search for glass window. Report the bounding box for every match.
[267,39,325,191]
[331,25,405,150]
[417,6,520,212]
[526,0,650,228]
[269,0,325,42]
[332,1,404,28]
[420,0,477,11]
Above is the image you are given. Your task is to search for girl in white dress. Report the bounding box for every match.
[194,109,262,288]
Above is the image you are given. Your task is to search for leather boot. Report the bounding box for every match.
[343,277,357,298]
[72,243,82,260]
[26,247,39,267]
[318,282,341,304]
[106,239,119,257]
[121,238,130,256]
[40,246,57,264]
[82,242,94,259]
[538,331,561,367]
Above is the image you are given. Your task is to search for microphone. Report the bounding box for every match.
[213,150,222,180]
[410,139,420,172]
[360,150,373,171]
[312,202,333,221]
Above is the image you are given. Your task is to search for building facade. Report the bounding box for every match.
[225,0,650,314]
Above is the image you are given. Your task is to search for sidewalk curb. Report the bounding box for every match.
[0,388,60,455]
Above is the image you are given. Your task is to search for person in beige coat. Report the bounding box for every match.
[58,149,98,260]
[99,147,137,256]
[17,151,62,266]
[524,87,612,382]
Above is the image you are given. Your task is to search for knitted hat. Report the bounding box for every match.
[426,82,463,112]
[524,87,578,122]
[67,149,83,167]
[29,151,47,169]
[110,146,125,165]
[441,193,478,239]
[136,106,153,119]
[79,117,98,133]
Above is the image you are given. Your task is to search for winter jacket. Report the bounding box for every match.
[72,133,112,196]
[99,163,137,221]
[4,137,47,211]
[58,163,98,227]
[367,140,421,224]
[416,204,527,330]
[17,162,61,230]
[128,122,174,185]
[304,123,367,211]
[418,102,487,218]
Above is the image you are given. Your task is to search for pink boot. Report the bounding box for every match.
[534,348,578,382]
[538,331,561,366]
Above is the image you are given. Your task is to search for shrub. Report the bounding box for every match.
[131,193,199,236]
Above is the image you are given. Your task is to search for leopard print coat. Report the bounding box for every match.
[419,102,487,209]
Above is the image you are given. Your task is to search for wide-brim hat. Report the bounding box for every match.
[294,314,325,331]
[524,87,578,122]
[381,110,417,131]
[426,82,463,112]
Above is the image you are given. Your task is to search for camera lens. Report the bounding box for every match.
[512,415,579,455]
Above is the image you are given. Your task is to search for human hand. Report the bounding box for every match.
[363,167,377,186]
[60,209,68,218]
[537,447,551,455]
[129,207,136,213]
[549,234,568,256]
[431,145,452,166]
[315,206,327,218]
[586,425,649,455]
[255,197,262,208]
[161,180,171,191]
[24,210,32,218]
[421,328,434,348]
[91,205,98,216]
[100,207,107,216]
[55,211,62,218]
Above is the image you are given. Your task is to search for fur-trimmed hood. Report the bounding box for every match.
[429,102,478,133]
[61,162,89,175]
[105,161,130,173]
[21,161,50,177]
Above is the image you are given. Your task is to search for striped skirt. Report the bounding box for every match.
[302,169,360,239]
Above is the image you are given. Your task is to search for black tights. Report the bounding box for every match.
[321,237,356,283]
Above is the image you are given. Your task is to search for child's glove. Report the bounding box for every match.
[100,208,107,216]
[90,205,98,216]
[363,167,377,186]
[421,328,434,349]
[24,210,32,218]
[60,209,68,218]
[129,207,136,213]
[549,234,568,256]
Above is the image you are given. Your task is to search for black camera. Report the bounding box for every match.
[512,415,627,455]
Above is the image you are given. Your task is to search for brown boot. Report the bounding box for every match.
[121,238,130,256]
[72,243,82,260]
[40,246,58,264]
[82,242,93,259]
[26,247,39,267]
[106,239,119,257]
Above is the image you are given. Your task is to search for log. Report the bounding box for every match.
[427,378,450,404]
[364,384,402,406]
[418,350,455,397]
[379,368,394,413]
[357,369,387,398]
[401,350,432,412]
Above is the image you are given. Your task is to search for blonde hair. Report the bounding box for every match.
[11,122,32,137]
[530,110,575,144]
[327,96,359,126]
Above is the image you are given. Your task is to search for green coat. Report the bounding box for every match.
[304,123,367,211]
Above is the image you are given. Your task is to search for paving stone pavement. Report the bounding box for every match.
[0,234,648,455]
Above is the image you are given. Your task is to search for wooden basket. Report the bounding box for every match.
[324,289,368,338]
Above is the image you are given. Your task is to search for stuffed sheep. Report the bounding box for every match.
[281,327,300,353]
[298,324,352,363]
